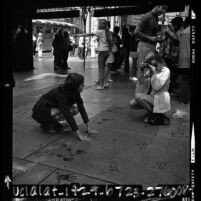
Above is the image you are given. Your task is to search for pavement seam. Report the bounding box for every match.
[23,135,66,160]
[13,156,118,185]
[38,169,57,185]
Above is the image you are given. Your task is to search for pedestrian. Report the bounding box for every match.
[119,26,131,73]
[129,25,139,81]
[130,50,171,125]
[75,19,112,90]
[78,36,84,59]
[111,26,122,73]
[134,5,167,94]
[70,35,77,56]
[32,33,37,56]
[32,73,98,142]
[62,30,72,70]
[52,29,65,70]
[105,20,117,87]
[36,32,43,57]
[177,16,190,104]
[160,16,183,93]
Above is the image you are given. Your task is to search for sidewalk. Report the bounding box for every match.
[13,54,190,188]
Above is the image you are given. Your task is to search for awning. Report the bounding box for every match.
[32,19,80,28]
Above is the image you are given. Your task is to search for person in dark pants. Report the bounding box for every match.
[52,29,65,70]
[32,73,98,142]
[32,33,37,56]
[112,26,122,73]
[119,26,131,73]
[62,30,71,70]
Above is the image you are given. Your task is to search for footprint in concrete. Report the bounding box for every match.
[63,157,74,162]
[137,142,148,151]
[102,118,109,121]
[63,148,75,161]
[156,161,167,170]
[76,149,87,155]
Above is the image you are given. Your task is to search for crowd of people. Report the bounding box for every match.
[32,5,190,141]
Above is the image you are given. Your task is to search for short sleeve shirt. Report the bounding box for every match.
[93,29,109,51]
[138,12,159,38]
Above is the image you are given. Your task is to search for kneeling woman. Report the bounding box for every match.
[130,50,171,125]
[32,73,98,142]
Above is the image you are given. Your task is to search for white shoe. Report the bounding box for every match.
[94,85,105,90]
[130,77,138,81]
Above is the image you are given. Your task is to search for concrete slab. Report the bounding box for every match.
[13,124,63,158]
[26,124,158,184]
[13,157,55,184]
[89,106,159,135]
[41,169,114,185]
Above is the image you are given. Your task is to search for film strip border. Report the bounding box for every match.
[190,7,196,201]
[12,184,191,200]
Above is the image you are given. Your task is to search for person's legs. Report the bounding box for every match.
[97,51,109,89]
[62,52,68,68]
[124,49,130,72]
[129,98,144,109]
[178,68,190,103]
[130,55,137,79]
[105,63,113,87]
[135,93,154,113]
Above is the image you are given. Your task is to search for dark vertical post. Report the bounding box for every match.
[3,1,14,201]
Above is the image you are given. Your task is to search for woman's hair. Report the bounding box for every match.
[63,31,69,38]
[171,17,183,29]
[145,50,164,65]
[122,26,129,38]
[63,73,84,93]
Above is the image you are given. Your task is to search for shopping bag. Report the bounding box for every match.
[106,52,115,64]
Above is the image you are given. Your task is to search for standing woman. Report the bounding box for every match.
[32,73,98,142]
[177,16,190,104]
[75,19,112,90]
[37,32,43,57]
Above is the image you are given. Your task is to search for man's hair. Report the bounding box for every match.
[98,19,107,30]
[114,26,120,33]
